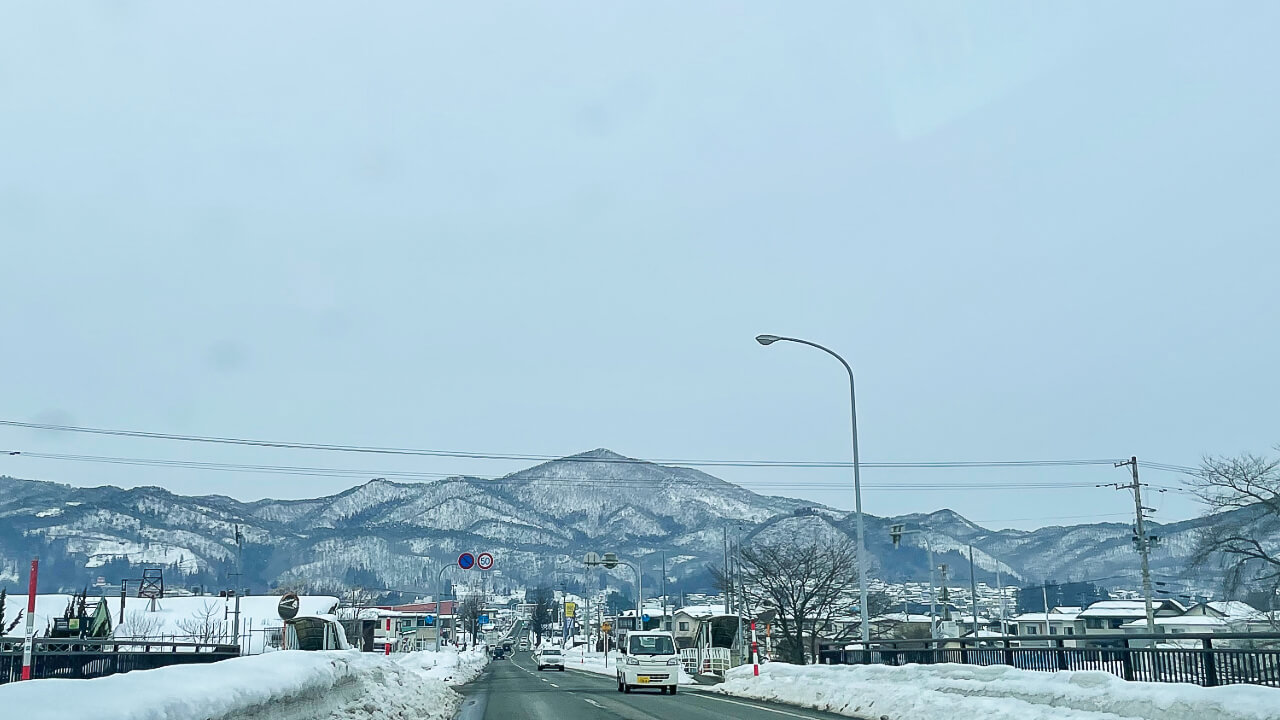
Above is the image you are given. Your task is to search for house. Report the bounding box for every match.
[869,613,934,640]
[1181,601,1270,632]
[1011,606,1083,646]
[670,605,723,648]
[1120,615,1230,647]
[1077,599,1185,645]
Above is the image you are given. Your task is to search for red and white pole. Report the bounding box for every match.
[751,621,759,677]
[21,557,38,680]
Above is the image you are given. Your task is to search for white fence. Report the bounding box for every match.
[680,647,731,676]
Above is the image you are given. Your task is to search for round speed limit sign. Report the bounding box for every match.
[476,552,494,570]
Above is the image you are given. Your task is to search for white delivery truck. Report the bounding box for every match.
[616,631,680,694]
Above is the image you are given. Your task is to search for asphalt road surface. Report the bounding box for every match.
[457,651,865,720]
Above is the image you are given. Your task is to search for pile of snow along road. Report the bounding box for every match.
[715,662,1279,720]
[0,648,487,720]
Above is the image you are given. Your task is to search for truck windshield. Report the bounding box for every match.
[628,635,675,655]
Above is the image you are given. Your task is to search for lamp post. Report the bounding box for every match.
[756,334,870,645]
[584,552,642,634]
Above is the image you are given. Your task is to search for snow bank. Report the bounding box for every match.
[0,648,488,720]
[714,662,1280,720]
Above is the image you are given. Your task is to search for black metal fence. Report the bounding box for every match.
[818,632,1280,688]
[0,636,239,684]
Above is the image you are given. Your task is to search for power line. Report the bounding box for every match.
[0,419,1128,470]
[5,448,1116,486]
[4,450,1139,492]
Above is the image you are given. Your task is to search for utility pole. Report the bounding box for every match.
[996,568,1005,635]
[968,544,980,642]
[938,564,951,622]
[1110,456,1158,633]
[661,552,668,633]
[722,527,731,615]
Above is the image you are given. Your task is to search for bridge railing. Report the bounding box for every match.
[817,632,1280,688]
[0,636,240,684]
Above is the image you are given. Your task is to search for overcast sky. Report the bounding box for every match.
[2,2,1277,531]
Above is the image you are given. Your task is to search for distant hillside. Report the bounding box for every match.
[0,450,1266,599]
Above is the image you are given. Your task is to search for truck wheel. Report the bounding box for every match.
[623,683,632,693]
[617,676,624,692]
[669,685,677,695]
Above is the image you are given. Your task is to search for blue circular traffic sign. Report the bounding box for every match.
[458,552,475,570]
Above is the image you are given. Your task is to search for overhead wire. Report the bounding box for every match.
[0,419,1128,470]
[4,450,1137,492]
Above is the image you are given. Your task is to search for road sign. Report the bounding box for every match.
[565,602,576,618]
[424,615,435,626]
[641,613,650,623]
[476,552,494,570]
[458,552,475,570]
[601,622,612,632]
[277,592,300,620]
[478,614,490,625]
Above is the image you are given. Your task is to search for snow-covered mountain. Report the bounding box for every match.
[0,449,1262,596]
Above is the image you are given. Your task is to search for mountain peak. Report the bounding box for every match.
[565,448,631,462]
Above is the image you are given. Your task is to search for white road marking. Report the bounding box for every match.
[583,698,604,708]
[550,683,559,688]
[690,693,832,720]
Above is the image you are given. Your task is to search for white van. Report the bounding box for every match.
[616,631,680,694]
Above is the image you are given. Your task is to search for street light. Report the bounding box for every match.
[585,552,642,635]
[756,333,870,645]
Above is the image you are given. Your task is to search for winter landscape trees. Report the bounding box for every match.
[1189,445,1280,613]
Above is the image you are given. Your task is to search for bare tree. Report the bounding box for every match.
[716,535,872,664]
[118,610,164,640]
[177,600,228,643]
[527,586,555,644]
[457,591,489,646]
[1187,447,1280,611]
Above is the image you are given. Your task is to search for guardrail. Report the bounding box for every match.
[817,632,1280,688]
[0,636,240,684]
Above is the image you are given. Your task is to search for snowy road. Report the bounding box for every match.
[457,651,864,720]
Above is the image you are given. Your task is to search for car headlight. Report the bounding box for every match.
[625,656,639,665]
[666,658,680,665]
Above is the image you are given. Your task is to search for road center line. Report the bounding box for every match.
[689,693,833,720]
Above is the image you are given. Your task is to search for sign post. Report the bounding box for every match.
[21,558,37,681]
[751,621,759,676]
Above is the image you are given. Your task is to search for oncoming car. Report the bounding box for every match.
[616,631,679,694]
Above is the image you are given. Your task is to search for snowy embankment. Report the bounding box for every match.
[714,662,1280,720]
[0,648,487,720]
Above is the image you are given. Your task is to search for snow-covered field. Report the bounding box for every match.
[715,662,1280,720]
[2,593,338,653]
[0,648,487,720]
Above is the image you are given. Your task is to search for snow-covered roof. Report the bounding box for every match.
[1080,601,1162,617]
[1012,612,1079,622]
[1206,601,1264,620]
[673,605,725,619]
[1120,616,1229,629]
[873,613,934,624]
